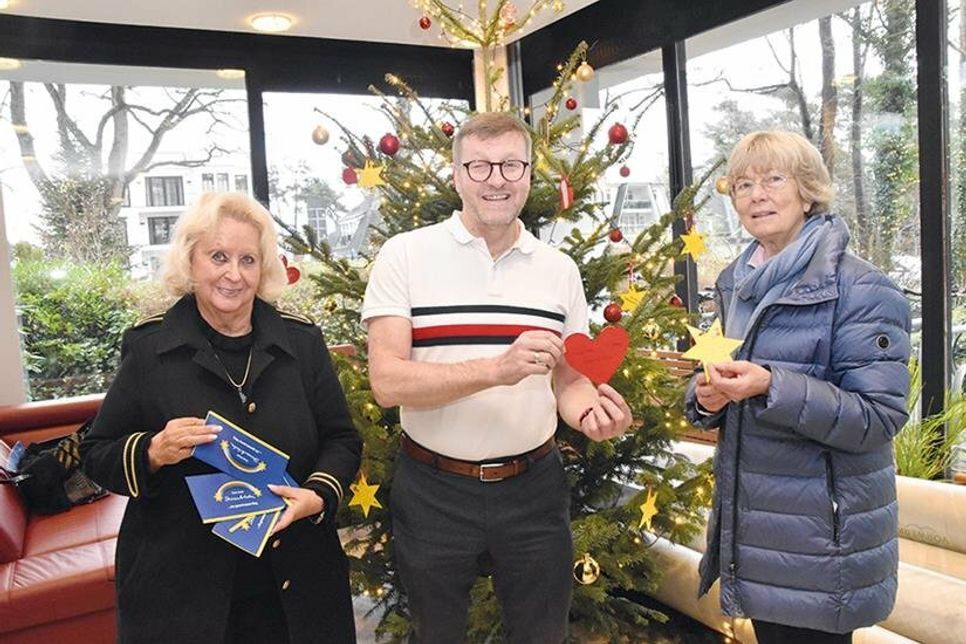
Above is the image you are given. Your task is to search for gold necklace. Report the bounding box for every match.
[212,346,253,404]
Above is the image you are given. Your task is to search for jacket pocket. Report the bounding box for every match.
[824,451,840,546]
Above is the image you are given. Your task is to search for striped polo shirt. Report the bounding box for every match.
[361,211,589,460]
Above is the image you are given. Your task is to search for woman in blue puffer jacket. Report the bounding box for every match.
[685,130,911,644]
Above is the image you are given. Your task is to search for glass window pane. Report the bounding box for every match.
[0,60,250,400]
[950,6,966,400]
[263,91,469,335]
[234,174,249,193]
[596,52,669,244]
[145,176,185,207]
[528,50,669,328]
[686,0,920,331]
[527,55,671,240]
[263,92,391,263]
[148,216,179,245]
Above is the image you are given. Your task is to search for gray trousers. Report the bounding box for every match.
[390,446,573,644]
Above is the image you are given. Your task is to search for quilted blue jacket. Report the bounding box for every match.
[685,213,911,633]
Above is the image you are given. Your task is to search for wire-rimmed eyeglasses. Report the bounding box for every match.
[461,159,530,183]
[731,173,790,199]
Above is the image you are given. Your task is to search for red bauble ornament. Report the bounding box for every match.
[286,265,301,285]
[379,133,400,156]
[619,165,631,178]
[565,97,578,111]
[608,228,623,243]
[419,16,432,29]
[603,303,623,324]
[669,294,684,308]
[342,167,358,185]
[441,121,455,137]
[608,123,629,145]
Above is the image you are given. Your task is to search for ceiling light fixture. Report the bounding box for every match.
[248,13,294,33]
[215,69,246,80]
[0,57,22,70]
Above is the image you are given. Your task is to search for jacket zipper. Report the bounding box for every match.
[729,315,764,583]
[824,451,841,545]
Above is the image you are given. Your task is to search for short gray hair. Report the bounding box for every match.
[452,112,532,164]
[727,130,834,216]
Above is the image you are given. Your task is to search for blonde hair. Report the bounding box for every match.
[727,130,834,215]
[160,192,288,302]
[452,112,532,164]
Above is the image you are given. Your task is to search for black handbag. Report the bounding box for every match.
[6,419,108,514]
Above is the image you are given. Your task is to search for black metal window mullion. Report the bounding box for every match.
[915,0,951,418]
[663,41,697,350]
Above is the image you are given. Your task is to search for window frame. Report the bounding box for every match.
[147,215,180,245]
[145,176,185,208]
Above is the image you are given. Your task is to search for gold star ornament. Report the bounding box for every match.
[680,227,707,259]
[348,473,383,518]
[618,286,646,313]
[638,488,659,531]
[356,160,385,189]
[681,319,743,381]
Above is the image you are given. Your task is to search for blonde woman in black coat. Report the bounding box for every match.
[82,192,361,643]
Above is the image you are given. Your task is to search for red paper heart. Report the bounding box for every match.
[564,326,630,385]
[286,265,301,285]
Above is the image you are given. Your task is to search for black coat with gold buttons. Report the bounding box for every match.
[81,295,361,643]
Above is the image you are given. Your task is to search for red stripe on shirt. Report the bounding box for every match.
[412,324,561,341]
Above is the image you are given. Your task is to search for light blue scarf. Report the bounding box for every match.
[725,214,830,341]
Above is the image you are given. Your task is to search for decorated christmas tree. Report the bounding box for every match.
[277,1,717,639]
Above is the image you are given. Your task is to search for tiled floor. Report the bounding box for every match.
[352,593,726,643]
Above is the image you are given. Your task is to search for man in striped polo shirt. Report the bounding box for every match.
[362,112,632,643]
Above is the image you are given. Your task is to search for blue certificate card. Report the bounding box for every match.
[211,509,281,557]
[194,411,289,486]
[207,473,299,556]
[186,472,286,523]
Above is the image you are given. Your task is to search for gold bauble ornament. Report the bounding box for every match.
[715,176,730,195]
[324,298,337,313]
[575,62,595,82]
[572,553,600,585]
[311,125,330,145]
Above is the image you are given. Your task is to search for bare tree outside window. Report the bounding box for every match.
[3,76,243,264]
[688,0,920,294]
[0,62,250,400]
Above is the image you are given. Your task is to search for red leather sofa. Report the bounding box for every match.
[0,394,123,644]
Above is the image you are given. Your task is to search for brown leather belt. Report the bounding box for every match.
[400,433,555,482]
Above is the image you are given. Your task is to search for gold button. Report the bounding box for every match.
[272,539,281,549]
[247,402,256,413]
[281,580,291,591]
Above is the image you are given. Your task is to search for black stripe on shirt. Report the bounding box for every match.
[411,304,565,322]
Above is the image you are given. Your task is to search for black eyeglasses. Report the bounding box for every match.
[461,159,530,183]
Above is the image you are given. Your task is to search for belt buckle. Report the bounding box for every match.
[478,462,506,482]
